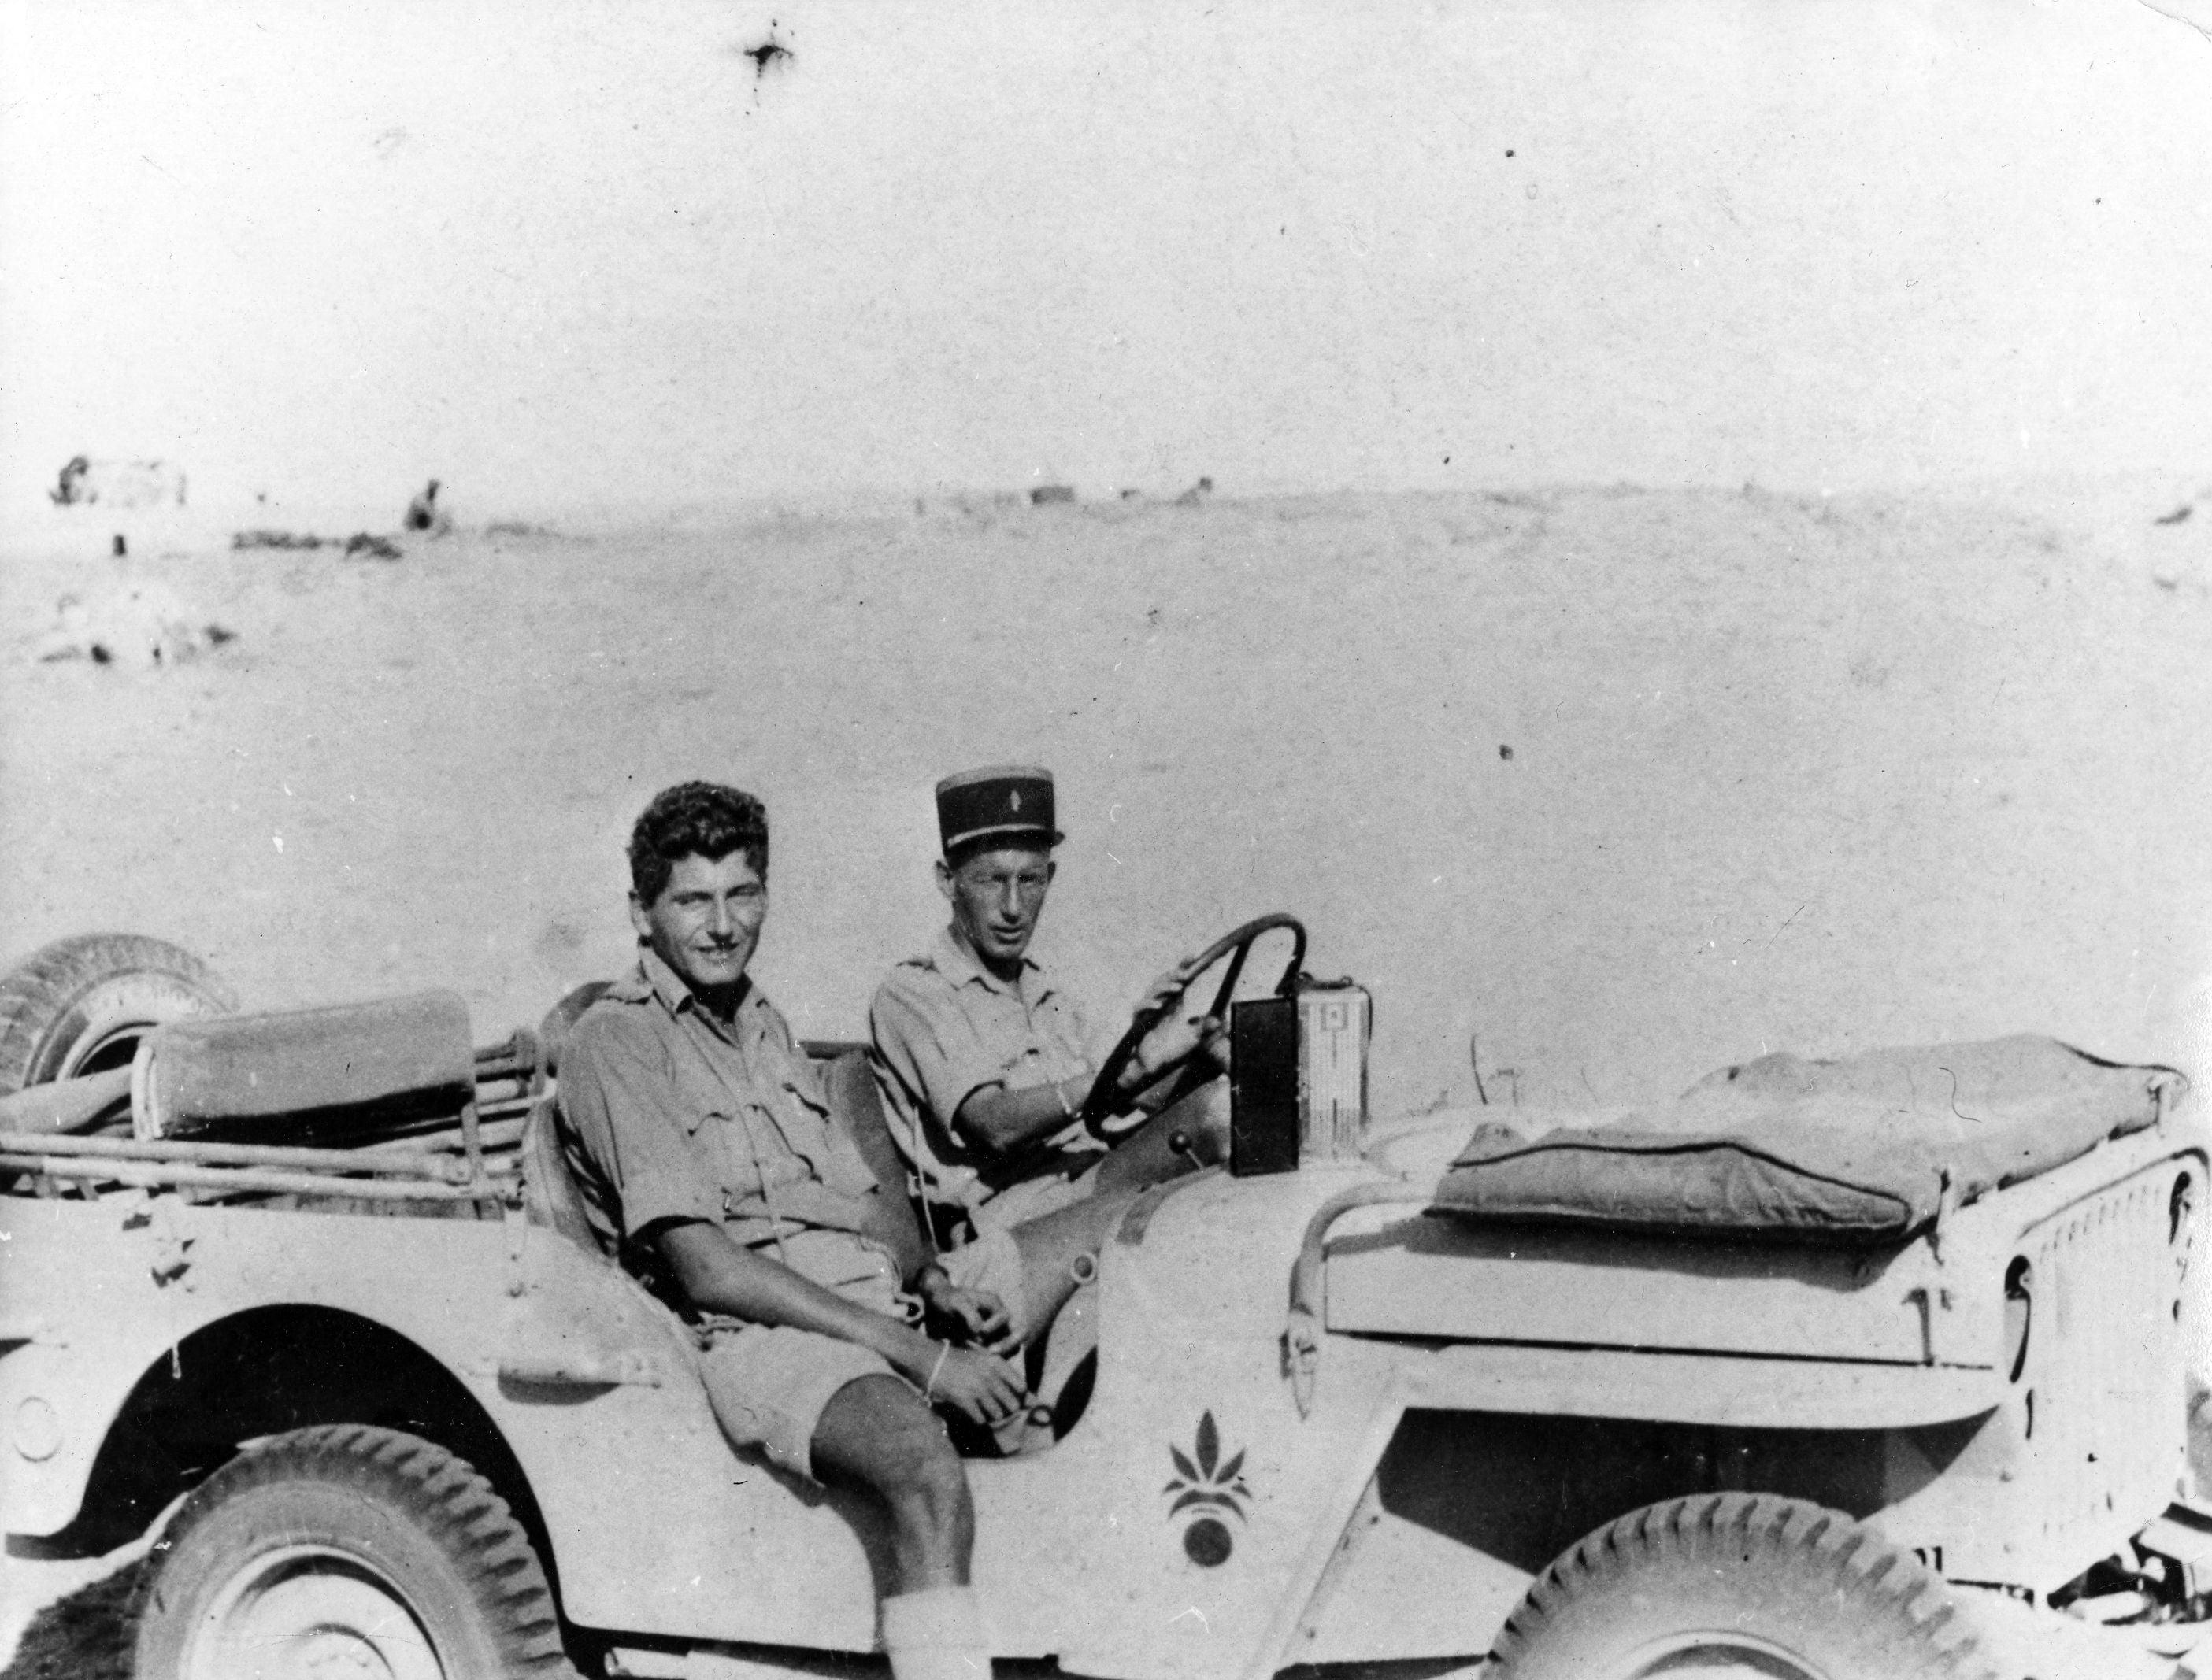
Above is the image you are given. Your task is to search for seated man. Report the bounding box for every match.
[559,781,1021,1680]
[869,765,1229,1349]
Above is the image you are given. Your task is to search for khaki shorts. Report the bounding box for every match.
[953,1164,1095,1342]
[939,1225,1031,1341]
[694,1321,902,1483]
[691,1227,919,1484]
[973,1166,1091,1236]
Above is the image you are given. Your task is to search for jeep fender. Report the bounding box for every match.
[1021,1165,1532,1680]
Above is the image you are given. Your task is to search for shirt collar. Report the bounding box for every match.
[624,944,758,1024]
[932,925,1053,1001]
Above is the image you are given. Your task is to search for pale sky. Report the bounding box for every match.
[4,0,2208,518]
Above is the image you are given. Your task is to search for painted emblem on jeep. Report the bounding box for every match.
[1164,1411,1248,1567]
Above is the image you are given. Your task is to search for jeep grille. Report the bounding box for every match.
[2016,1163,2191,1572]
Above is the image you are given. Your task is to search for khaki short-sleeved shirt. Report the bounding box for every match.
[868,928,1106,1217]
[558,949,889,1287]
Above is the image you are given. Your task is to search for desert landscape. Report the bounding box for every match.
[7,479,2210,1112]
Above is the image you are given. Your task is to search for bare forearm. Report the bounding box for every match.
[658,1224,937,1380]
[960,1050,1189,1151]
[959,1075,1087,1152]
[853,1190,928,1283]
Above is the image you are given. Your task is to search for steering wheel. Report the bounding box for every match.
[1080,913,1306,1141]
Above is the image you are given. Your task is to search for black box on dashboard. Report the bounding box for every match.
[1229,996,1300,1176]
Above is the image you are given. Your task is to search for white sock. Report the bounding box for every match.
[881,1586,991,1680]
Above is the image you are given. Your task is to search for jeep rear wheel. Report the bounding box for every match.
[0,933,235,1094]
[134,1424,574,1680]
[1488,1494,1998,1680]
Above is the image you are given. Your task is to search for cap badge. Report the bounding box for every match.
[1009,790,1021,812]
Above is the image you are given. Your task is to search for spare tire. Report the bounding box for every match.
[0,934,237,1096]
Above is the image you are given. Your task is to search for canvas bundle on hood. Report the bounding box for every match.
[1430,1035,2185,1245]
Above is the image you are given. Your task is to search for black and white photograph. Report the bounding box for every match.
[3,3,2210,1675]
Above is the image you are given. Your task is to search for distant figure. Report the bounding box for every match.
[1173,476,1214,508]
[402,479,452,535]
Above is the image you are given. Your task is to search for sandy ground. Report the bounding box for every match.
[3,479,2211,1664]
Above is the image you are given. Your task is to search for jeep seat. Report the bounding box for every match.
[813,1043,918,1211]
[135,990,476,1145]
[522,1096,611,1258]
[523,981,623,1258]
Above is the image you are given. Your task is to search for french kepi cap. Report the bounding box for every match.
[937,764,1062,857]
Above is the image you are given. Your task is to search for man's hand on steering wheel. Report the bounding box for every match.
[1136,953,1206,1016]
[1116,992,1225,1102]
[1080,914,1306,1141]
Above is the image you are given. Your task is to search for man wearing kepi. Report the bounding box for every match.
[559,782,1017,1680]
[869,765,1229,1349]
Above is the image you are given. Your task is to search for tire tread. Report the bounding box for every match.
[0,933,235,1095]
[135,1423,576,1678]
[1489,1491,2003,1680]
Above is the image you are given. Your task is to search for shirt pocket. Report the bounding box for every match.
[780,1075,832,1125]
[779,1077,873,1190]
[687,1108,767,1203]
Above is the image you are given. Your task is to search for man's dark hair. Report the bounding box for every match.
[628,782,769,905]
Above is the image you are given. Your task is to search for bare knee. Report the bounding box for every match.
[819,1379,971,1526]
[887,1429,971,1526]
[873,1411,973,1588]
[813,1377,973,1588]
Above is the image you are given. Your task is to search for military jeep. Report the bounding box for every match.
[1,925,2208,1680]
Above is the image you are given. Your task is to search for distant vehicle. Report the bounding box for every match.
[48,456,187,509]
[2,924,2207,1679]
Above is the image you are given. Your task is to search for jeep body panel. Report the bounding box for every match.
[1,1165,1458,1680]
[1,1155,1520,1677]
[1325,1111,2206,1592]
[1339,1112,2202,1415]
[0,1193,904,1652]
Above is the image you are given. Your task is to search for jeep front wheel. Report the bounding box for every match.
[134,1424,574,1680]
[1488,1493,1998,1680]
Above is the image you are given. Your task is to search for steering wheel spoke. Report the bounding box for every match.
[1080,914,1306,1141]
